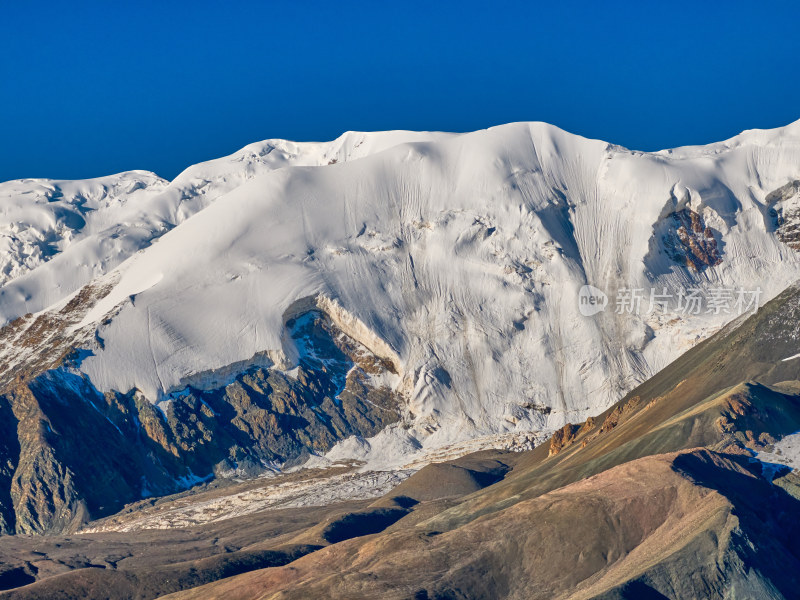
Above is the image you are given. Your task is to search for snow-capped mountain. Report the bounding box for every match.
[3,120,800,476]
[0,130,447,315]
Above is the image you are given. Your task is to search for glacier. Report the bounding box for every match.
[3,120,800,466]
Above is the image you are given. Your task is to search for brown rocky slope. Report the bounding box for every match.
[155,284,800,599]
[6,283,800,598]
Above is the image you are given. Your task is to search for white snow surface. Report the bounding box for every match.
[80,469,413,532]
[0,130,446,319]
[4,121,800,465]
[756,431,800,476]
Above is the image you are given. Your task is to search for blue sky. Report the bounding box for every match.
[1,0,799,182]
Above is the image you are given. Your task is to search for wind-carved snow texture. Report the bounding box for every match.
[4,121,800,468]
[0,131,442,321]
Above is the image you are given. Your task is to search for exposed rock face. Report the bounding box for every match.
[0,397,18,535]
[6,383,89,535]
[5,284,800,598]
[0,279,116,391]
[767,180,800,250]
[548,423,578,456]
[150,284,800,600]
[0,294,401,534]
[663,208,722,271]
[548,396,645,457]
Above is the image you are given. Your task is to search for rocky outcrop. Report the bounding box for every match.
[548,396,645,456]
[0,397,18,534]
[663,208,722,271]
[0,292,402,534]
[767,180,800,250]
[548,423,579,456]
[6,383,89,535]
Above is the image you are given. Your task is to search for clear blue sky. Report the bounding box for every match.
[2,0,799,182]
